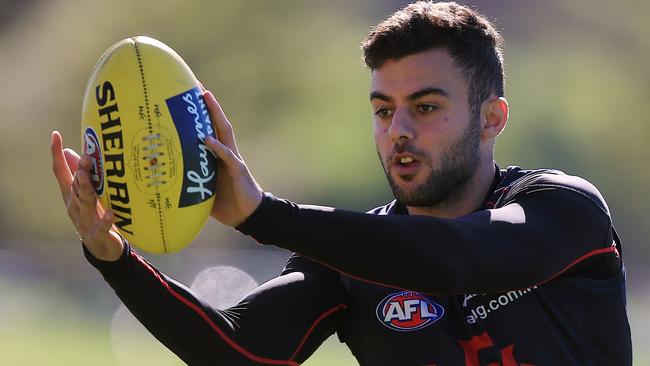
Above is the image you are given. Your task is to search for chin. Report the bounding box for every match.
[392,170,424,184]
[392,176,423,196]
[396,174,416,183]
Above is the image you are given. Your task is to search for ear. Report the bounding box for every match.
[481,97,509,139]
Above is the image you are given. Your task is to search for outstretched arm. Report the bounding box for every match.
[87,245,346,365]
[236,186,620,295]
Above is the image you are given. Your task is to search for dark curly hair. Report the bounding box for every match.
[362,1,505,121]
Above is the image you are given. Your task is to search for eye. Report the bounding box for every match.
[417,104,438,114]
[374,108,394,119]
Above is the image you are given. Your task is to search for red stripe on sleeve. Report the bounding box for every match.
[534,245,620,286]
[131,252,299,366]
[303,245,620,294]
[289,303,347,361]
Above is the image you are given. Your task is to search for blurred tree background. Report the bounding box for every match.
[0,0,648,364]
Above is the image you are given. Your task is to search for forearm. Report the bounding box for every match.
[85,242,345,365]
[85,242,253,365]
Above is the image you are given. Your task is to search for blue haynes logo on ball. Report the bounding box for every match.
[166,87,218,208]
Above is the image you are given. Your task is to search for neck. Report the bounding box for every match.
[406,159,496,218]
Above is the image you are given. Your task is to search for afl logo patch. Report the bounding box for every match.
[82,127,105,195]
[376,291,444,331]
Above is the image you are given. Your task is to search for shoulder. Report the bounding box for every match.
[497,166,610,215]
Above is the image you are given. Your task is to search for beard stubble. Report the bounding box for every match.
[381,119,481,207]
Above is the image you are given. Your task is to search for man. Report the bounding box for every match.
[51,1,632,365]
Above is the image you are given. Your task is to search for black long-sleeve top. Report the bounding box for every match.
[86,166,632,365]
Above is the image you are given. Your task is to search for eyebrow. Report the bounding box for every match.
[370,87,449,102]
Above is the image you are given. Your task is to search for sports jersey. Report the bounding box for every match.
[86,165,633,365]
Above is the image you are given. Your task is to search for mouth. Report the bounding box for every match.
[390,153,421,177]
[392,153,419,165]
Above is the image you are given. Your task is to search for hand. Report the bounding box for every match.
[202,90,264,227]
[51,131,124,261]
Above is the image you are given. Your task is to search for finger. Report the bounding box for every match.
[71,155,103,212]
[51,131,74,199]
[76,155,99,221]
[70,171,88,231]
[64,148,81,175]
[203,90,240,157]
[66,186,80,224]
[72,175,81,200]
[205,135,245,174]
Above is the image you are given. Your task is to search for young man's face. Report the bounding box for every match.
[370,48,481,207]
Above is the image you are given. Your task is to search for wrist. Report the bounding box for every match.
[85,232,125,262]
[236,192,274,237]
[244,189,264,222]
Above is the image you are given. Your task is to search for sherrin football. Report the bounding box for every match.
[81,36,218,254]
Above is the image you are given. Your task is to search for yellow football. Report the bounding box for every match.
[80,36,217,254]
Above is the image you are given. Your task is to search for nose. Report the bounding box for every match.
[388,107,414,143]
